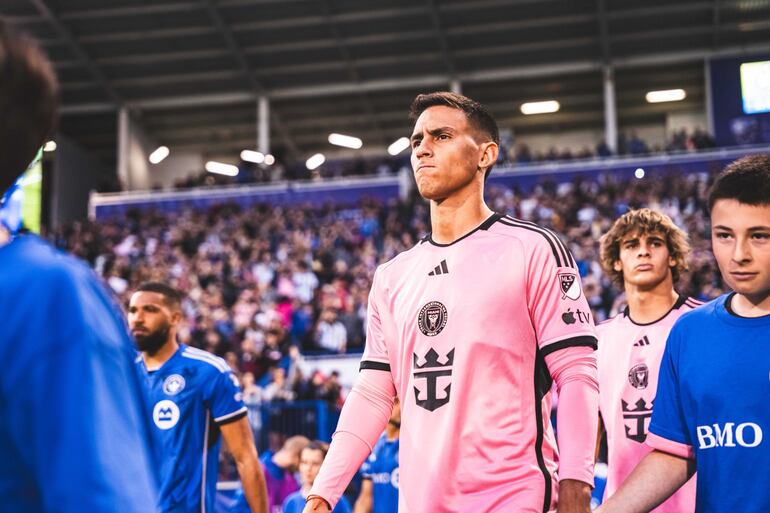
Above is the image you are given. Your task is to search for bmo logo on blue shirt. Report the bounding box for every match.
[153,400,180,430]
[696,422,763,449]
[371,468,399,489]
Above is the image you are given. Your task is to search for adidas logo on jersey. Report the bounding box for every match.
[428,260,449,276]
[633,336,651,347]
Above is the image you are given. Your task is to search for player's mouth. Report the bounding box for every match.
[730,271,758,281]
[635,264,653,271]
[416,164,435,173]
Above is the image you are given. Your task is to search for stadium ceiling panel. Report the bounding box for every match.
[2,0,770,163]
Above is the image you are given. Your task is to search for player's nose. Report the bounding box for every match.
[731,236,752,263]
[414,140,432,158]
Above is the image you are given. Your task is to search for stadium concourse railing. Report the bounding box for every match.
[89,144,770,219]
[247,399,340,450]
[214,399,340,499]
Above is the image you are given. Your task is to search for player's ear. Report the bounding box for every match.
[669,255,677,268]
[613,259,622,272]
[170,309,183,325]
[477,141,498,174]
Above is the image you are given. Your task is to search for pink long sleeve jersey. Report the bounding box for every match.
[597,295,702,512]
[312,213,599,513]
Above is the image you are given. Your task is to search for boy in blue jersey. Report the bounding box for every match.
[129,282,268,513]
[353,399,400,513]
[598,154,770,513]
[0,22,159,513]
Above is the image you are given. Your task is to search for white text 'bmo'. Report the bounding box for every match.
[696,422,763,449]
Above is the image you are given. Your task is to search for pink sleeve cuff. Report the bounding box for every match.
[646,432,694,459]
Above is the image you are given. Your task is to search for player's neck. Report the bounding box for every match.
[624,282,679,324]
[143,338,179,370]
[730,290,770,317]
[429,187,493,244]
[385,423,400,440]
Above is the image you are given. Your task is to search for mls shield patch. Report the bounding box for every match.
[558,272,581,301]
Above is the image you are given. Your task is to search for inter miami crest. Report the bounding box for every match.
[558,272,581,301]
[628,363,649,390]
[413,347,454,412]
[417,301,448,337]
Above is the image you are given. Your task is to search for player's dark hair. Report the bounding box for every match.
[409,91,500,179]
[708,154,770,212]
[600,208,690,287]
[135,282,184,309]
[303,441,329,459]
[0,21,59,193]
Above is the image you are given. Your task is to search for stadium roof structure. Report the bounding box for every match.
[3,0,770,166]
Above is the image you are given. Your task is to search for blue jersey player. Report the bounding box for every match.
[353,399,400,513]
[0,22,158,513]
[129,282,268,513]
[598,155,770,513]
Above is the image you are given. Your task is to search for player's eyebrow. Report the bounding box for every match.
[712,225,734,232]
[410,126,455,144]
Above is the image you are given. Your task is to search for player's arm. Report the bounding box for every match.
[353,478,373,513]
[548,345,599,513]
[304,368,396,513]
[304,269,396,513]
[525,235,599,513]
[207,365,268,513]
[595,450,694,513]
[220,416,268,513]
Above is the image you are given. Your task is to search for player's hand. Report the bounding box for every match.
[302,495,332,513]
[556,479,592,513]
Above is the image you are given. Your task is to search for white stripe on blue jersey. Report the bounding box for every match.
[181,348,229,373]
[214,406,248,424]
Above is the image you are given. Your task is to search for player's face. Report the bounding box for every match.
[128,291,177,355]
[711,199,770,303]
[410,106,490,202]
[298,448,324,487]
[614,230,675,290]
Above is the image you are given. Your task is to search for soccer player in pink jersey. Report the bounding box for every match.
[596,209,701,512]
[302,92,599,513]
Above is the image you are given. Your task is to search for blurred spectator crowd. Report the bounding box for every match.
[54,167,725,411]
[511,128,716,164]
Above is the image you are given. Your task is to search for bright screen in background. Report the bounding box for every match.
[19,158,43,234]
[740,60,770,114]
[1,149,43,234]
